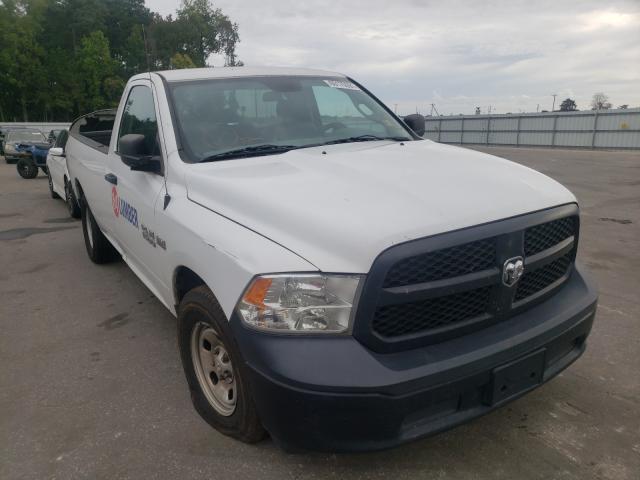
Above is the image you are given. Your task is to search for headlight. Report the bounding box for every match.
[236,274,362,333]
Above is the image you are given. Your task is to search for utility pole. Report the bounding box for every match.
[551,94,557,112]
[536,104,540,113]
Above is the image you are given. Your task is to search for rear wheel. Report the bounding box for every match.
[16,159,38,179]
[81,200,119,264]
[65,180,81,218]
[178,286,266,443]
[48,170,60,199]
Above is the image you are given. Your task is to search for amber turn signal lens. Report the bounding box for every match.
[242,277,273,309]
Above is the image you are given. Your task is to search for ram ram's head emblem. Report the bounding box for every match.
[502,257,525,287]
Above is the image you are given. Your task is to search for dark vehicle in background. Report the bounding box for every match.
[16,143,52,179]
[3,129,47,163]
[3,129,51,178]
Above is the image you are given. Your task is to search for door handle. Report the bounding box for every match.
[104,173,118,185]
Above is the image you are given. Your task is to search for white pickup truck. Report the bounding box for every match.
[66,67,597,452]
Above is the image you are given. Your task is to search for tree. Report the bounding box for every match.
[175,0,240,67]
[591,92,612,110]
[559,98,577,111]
[76,31,118,112]
[0,0,48,121]
[618,104,629,110]
[122,25,149,76]
[170,52,196,69]
[0,0,241,120]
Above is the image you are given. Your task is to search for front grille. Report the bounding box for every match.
[525,216,576,256]
[358,206,580,351]
[383,238,495,287]
[515,252,573,301]
[373,287,491,337]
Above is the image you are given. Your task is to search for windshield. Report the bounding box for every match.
[7,130,46,143]
[168,76,413,162]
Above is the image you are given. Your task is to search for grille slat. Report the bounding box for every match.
[383,238,496,288]
[524,216,576,256]
[515,253,573,301]
[369,214,578,341]
[373,287,491,337]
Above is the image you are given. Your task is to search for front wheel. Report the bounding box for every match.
[16,159,38,179]
[65,181,81,218]
[178,286,266,443]
[81,200,119,264]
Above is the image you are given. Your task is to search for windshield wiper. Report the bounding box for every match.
[199,144,299,162]
[322,135,411,146]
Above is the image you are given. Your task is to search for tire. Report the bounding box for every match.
[65,180,81,218]
[16,159,39,179]
[81,200,119,264]
[48,170,60,199]
[178,286,266,444]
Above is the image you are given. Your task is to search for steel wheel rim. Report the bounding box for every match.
[191,322,237,416]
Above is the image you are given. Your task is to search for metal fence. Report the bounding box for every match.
[0,122,71,134]
[423,108,640,149]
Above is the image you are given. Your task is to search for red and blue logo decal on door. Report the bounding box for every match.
[111,186,139,228]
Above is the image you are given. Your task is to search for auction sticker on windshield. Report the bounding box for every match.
[324,79,360,90]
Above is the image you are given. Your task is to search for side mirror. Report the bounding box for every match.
[49,147,64,157]
[404,114,426,137]
[118,134,161,173]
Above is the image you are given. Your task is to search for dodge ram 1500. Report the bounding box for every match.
[66,67,598,452]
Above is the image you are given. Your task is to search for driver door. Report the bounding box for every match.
[107,81,167,290]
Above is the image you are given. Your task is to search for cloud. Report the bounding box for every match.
[148,0,640,114]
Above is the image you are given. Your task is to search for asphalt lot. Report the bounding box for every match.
[1,146,639,479]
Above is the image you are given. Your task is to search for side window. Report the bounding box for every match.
[118,86,159,155]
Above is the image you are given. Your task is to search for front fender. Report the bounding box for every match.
[158,193,317,320]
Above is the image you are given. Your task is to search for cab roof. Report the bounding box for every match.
[132,66,346,83]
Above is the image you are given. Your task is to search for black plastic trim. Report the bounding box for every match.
[353,204,579,353]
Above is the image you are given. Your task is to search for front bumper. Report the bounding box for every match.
[231,262,597,452]
[5,151,30,162]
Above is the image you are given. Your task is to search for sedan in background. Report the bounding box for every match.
[3,129,47,164]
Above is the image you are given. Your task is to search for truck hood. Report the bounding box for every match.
[185,140,576,272]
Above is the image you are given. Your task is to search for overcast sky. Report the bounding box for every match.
[148,0,640,115]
